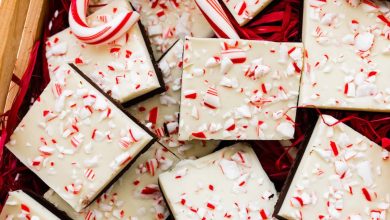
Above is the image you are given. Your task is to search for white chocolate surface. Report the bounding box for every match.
[6,64,154,212]
[44,142,179,220]
[299,0,390,111]
[159,143,278,219]
[46,0,162,104]
[132,0,214,59]
[179,37,302,140]
[277,115,390,219]
[128,40,219,159]
[222,0,273,26]
[0,190,60,220]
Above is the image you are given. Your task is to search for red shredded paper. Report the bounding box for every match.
[225,0,303,42]
[0,0,389,211]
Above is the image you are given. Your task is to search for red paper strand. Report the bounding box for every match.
[220,0,302,42]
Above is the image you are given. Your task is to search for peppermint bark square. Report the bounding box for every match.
[299,0,390,111]
[44,142,179,220]
[128,40,219,158]
[159,143,278,219]
[222,0,273,26]
[132,0,214,59]
[0,191,61,220]
[46,0,164,106]
[6,64,155,212]
[179,37,302,141]
[274,115,390,219]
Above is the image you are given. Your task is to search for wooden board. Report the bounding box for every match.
[0,0,30,114]
[4,0,48,112]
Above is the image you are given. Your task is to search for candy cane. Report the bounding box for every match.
[69,0,140,45]
[195,0,240,39]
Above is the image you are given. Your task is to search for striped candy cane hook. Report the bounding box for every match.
[69,0,140,45]
[195,0,240,39]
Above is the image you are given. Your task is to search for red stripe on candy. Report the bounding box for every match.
[148,107,158,124]
[362,188,372,201]
[259,209,267,219]
[378,14,390,26]
[70,0,88,27]
[207,203,215,210]
[89,13,133,45]
[192,132,207,139]
[330,141,339,156]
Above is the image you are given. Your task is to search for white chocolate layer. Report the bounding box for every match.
[179,37,302,140]
[128,40,219,159]
[6,64,154,212]
[132,0,214,59]
[277,115,390,219]
[0,190,60,220]
[299,0,390,111]
[46,0,162,103]
[222,0,273,26]
[159,143,278,219]
[44,142,179,220]
[87,0,214,59]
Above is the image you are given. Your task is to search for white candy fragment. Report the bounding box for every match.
[219,159,240,179]
[191,106,199,120]
[219,76,238,88]
[355,83,377,97]
[224,118,236,131]
[148,24,163,36]
[342,34,355,45]
[234,105,251,119]
[47,42,68,57]
[110,152,132,170]
[276,122,295,138]
[205,56,221,67]
[334,160,348,175]
[354,32,374,52]
[175,167,188,178]
[203,87,220,109]
[288,47,303,61]
[320,13,336,26]
[193,68,205,77]
[356,161,373,186]
[278,44,288,63]
[220,57,233,74]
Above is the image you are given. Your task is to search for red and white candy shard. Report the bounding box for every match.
[46,0,162,103]
[179,37,302,140]
[128,40,219,159]
[44,143,178,220]
[221,0,273,26]
[0,191,60,220]
[195,0,240,39]
[69,0,140,45]
[299,0,390,111]
[277,115,390,220]
[159,143,278,220]
[5,64,153,212]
